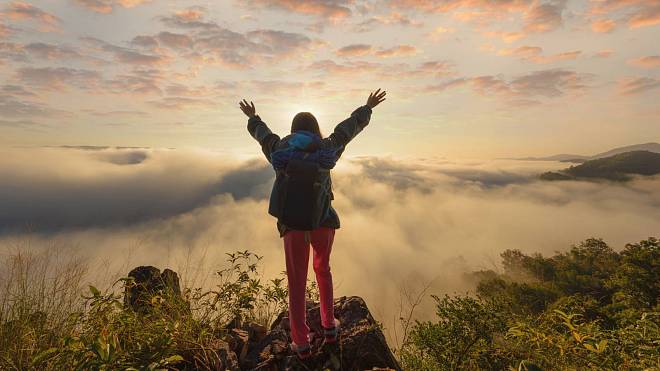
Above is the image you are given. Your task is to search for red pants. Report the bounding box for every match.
[283,227,335,348]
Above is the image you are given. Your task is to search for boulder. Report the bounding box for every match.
[123,266,186,313]
[122,266,401,370]
[242,296,402,371]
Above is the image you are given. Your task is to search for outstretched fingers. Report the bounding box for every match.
[239,99,256,117]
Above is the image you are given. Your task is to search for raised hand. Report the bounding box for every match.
[366,88,387,109]
[239,99,256,118]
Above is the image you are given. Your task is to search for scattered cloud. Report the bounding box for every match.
[426,26,456,41]
[498,45,581,64]
[17,67,102,91]
[0,94,70,118]
[590,0,660,29]
[0,23,11,38]
[306,59,453,80]
[105,69,164,95]
[83,109,149,117]
[82,37,171,66]
[618,77,660,95]
[336,43,372,57]
[387,0,531,14]
[594,49,614,58]
[148,97,217,110]
[245,80,325,95]
[591,18,616,33]
[1,1,61,31]
[0,41,28,62]
[1,84,35,97]
[335,44,418,58]
[425,69,589,104]
[627,56,660,69]
[388,0,566,33]
[0,118,44,127]
[354,12,423,32]
[240,0,353,21]
[74,0,153,14]
[154,31,193,50]
[157,8,323,68]
[24,42,83,60]
[374,45,418,58]
[482,30,527,43]
[523,0,566,33]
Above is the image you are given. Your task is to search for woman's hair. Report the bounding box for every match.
[291,112,322,137]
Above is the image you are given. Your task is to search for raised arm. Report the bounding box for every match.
[324,89,387,151]
[240,99,280,162]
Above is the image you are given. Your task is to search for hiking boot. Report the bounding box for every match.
[291,343,313,360]
[321,319,339,347]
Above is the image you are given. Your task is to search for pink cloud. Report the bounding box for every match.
[335,44,419,58]
[589,0,660,29]
[591,18,616,33]
[242,0,353,20]
[24,42,82,60]
[0,41,27,62]
[336,44,372,57]
[594,49,614,58]
[424,78,469,93]
[74,0,153,14]
[425,69,589,103]
[155,32,193,50]
[306,59,454,81]
[389,0,567,37]
[354,12,423,32]
[498,46,581,64]
[2,2,61,31]
[523,0,566,33]
[482,30,526,43]
[0,23,11,38]
[157,9,324,68]
[387,0,532,14]
[82,37,171,66]
[374,45,418,58]
[627,56,660,69]
[618,77,660,95]
[426,26,456,41]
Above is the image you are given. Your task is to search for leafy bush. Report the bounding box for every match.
[0,248,302,370]
[401,237,660,371]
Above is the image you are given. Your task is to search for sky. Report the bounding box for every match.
[0,0,658,158]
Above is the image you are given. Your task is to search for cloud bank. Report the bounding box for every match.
[1,147,659,333]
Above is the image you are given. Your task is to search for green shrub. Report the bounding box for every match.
[0,248,298,370]
[401,237,660,371]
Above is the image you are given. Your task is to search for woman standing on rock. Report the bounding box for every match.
[240,89,387,360]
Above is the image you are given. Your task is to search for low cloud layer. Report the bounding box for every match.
[1,147,659,338]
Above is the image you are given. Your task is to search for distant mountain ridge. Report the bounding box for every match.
[518,142,660,162]
[540,150,660,181]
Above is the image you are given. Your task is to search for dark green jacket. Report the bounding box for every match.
[247,105,372,236]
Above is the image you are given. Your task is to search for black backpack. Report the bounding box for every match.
[268,156,332,231]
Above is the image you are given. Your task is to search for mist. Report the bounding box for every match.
[1,147,659,337]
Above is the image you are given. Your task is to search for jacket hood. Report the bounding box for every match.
[288,130,321,152]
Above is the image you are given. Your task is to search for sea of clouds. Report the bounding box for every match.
[1,147,659,338]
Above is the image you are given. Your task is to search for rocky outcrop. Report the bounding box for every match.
[122,267,400,370]
[241,296,402,371]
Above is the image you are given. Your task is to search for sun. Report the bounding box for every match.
[284,104,324,123]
